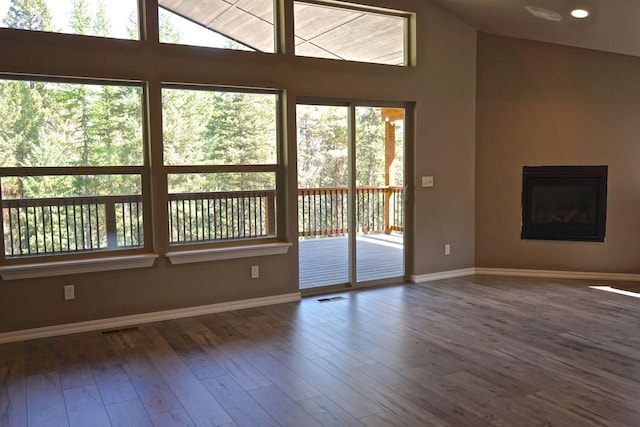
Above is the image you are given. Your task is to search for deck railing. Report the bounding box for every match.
[298,186,403,237]
[168,190,276,244]
[1,195,143,257]
[2,186,402,257]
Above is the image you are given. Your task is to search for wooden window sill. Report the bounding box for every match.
[0,254,159,280]
[166,242,292,265]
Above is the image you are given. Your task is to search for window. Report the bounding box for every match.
[162,87,280,245]
[0,78,146,260]
[0,0,140,40]
[294,1,409,65]
[158,0,275,53]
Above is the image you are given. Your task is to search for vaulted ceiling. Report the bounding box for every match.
[158,0,638,61]
[430,0,640,58]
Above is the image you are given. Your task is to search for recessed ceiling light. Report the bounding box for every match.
[571,8,590,18]
[525,6,562,21]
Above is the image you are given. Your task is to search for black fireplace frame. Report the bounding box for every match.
[521,165,607,242]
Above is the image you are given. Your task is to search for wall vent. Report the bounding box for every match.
[100,326,140,335]
[317,296,347,303]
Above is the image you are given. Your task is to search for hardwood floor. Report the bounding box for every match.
[2,275,640,426]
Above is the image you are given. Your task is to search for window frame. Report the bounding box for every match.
[0,0,143,41]
[156,0,278,53]
[0,75,153,266]
[160,83,286,252]
[293,0,414,66]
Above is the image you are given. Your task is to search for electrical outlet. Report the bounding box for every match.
[64,285,75,300]
[444,244,451,255]
[422,176,434,187]
[251,265,259,279]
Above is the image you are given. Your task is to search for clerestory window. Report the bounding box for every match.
[1,0,412,63]
[158,0,275,53]
[294,1,410,66]
[0,0,140,40]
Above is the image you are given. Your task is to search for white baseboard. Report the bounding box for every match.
[475,268,640,282]
[411,267,640,283]
[410,268,476,283]
[0,292,301,344]
[4,266,639,344]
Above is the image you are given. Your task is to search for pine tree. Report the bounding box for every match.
[3,0,53,31]
[92,0,110,37]
[1,0,54,196]
[296,105,348,189]
[206,93,276,165]
[70,0,91,34]
[92,85,144,193]
[0,81,48,190]
[355,107,385,186]
[205,92,277,189]
[158,8,182,44]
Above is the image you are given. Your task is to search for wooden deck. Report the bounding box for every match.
[299,234,404,289]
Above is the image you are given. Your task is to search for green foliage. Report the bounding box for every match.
[3,0,53,31]
[205,92,277,165]
[163,89,277,191]
[158,8,182,44]
[92,0,110,37]
[0,79,143,198]
[68,0,114,38]
[70,0,91,34]
[162,89,210,166]
[356,107,385,186]
[297,105,405,189]
[296,105,349,188]
[0,81,45,169]
[3,0,125,37]
[0,0,144,199]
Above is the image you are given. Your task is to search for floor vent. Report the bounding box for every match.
[100,326,140,335]
[317,296,347,303]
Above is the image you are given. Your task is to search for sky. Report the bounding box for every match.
[0,0,234,48]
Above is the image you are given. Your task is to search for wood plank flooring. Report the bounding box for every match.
[2,275,640,426]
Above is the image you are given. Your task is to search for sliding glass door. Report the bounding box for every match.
[297,105,350,288]
[355,106,405,282]
[297,102,405,290]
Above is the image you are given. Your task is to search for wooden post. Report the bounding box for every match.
[105,198,118,249]
[0,196,5,258]
[381,108,404,234]
[384,119,394,234]
[265,191,276,236]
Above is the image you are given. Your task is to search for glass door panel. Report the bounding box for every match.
[297,104,349,288]
[355,107,404,282]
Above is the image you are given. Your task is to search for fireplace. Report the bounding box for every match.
[521,166,607,242]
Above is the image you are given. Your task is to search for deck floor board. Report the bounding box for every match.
[298,234,404,288]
